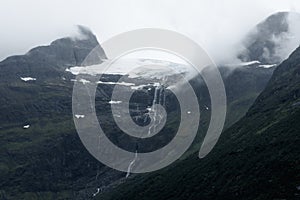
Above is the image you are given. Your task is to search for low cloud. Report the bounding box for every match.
[1,0,300,64]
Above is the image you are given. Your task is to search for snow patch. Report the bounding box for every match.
[20,77,36,82]
[109,100,122,104]
[23,125,30,129]
[92,188,101,197]
[78,79,90,84]
[70,79,90,84]
[75,114,85,119]
[225,61,261,67]
[130,83,153,90]
[97,80,135,86]
[258,64,277,68]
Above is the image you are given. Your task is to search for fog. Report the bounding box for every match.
[278,12,300,61]
[1,0,300,64]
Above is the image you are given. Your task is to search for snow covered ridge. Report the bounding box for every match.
[20,77,37,82]
[66,58,276,83]
[65,58,195,79]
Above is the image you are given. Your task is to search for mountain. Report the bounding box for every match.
[97,46,300,200]
[0,21,278,199]
[238,12,300,65]
[0,25,106,124]
[0,25,104,81]
[0,26,114,200]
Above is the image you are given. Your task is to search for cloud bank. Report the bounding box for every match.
[1,0,300,64]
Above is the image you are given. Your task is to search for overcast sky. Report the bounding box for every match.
[1,0,300,63]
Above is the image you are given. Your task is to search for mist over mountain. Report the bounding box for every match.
[238,12,300,65]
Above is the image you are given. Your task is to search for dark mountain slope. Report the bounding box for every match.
[97,47,300,200]
[220,66,274,127]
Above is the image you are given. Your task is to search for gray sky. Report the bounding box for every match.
[1,0,300,63]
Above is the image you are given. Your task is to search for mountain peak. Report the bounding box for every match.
[49,25,98,46]
[257,12,289,35]
[76,25,95,39]
[0,25,106,80]
[238,11,300,64]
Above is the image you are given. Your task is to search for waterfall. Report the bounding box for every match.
[92,188,101,197]
[127,81,167,177]
[147,82,167,136]
[151,84,160,134]
[126,151,138,178]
